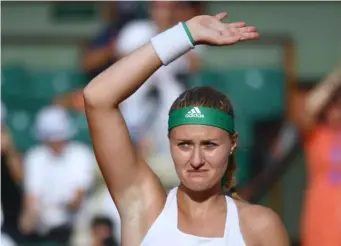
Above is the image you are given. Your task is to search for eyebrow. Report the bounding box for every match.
[173,138,220,143]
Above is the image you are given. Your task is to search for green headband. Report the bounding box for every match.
[168,106,235,134]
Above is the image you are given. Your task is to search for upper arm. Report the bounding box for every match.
[83,43,166,215]
[257,208,290,246]
[84,106,164,209]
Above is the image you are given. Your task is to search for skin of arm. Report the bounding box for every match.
[294,62,341,134]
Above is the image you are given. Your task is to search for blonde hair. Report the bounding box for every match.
[221,154,243,200]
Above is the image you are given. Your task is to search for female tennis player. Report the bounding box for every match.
[84,12,289,246]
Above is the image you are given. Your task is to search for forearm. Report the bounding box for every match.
[84,43,162,108]
[305,62,341,118]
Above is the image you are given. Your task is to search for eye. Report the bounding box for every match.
[203,142,218,149]
[177,142,192,150]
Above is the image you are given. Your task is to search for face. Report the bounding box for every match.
[169,125,238,192]
[46,140,67,155]
[326,98,341,129]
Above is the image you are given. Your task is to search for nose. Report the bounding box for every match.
[190,147,205,170]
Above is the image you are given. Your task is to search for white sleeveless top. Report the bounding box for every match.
[140,187,246,246]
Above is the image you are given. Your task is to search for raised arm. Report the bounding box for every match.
[83,42,165,211]
[83,13,259,212]
[292,62,341,135]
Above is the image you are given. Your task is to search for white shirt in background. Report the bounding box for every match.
[24,141,95,234]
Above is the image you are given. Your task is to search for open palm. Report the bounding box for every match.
[187,12,259,46]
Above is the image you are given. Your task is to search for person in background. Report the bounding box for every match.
[175,1,204,23]
[239,63,341,246]
[54,1,144,112]
[1,102,23,246]
[19,106,95,245]
[81,1,143,81]
[291,66,341,246]
[90,216,119,246]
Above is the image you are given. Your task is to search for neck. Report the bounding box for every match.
[177,184,224,218]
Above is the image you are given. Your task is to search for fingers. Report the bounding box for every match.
[226,22,246,28]
[215,12,228,21]
[224,24,259,41]
[216,28,259,45]
[237,26,257,33]
[239,32,259,41]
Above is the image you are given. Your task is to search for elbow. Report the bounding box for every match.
[83,82,99,108]
[83,79,119,109]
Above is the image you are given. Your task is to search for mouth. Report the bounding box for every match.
[187,170,209,177]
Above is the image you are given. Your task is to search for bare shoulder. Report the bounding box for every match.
[236,201,283,231]
[234,200,290,246]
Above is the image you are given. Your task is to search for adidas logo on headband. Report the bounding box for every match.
[185,107,204,118]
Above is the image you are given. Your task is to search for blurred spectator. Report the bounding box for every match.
[90,216,119,246]
[240,64,341,245]
[19,106,95,245]
[1,102,24,246]
[174,1,204,22]
[54,2,144,112]
[293,78,341,246]
[81,1,143,81]
[149,1,176,32]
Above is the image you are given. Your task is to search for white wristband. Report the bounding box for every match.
[151,22,195,65]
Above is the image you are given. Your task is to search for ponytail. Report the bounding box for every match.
[221,153,243,201]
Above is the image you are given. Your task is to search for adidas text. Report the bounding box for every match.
[185,113,204,118]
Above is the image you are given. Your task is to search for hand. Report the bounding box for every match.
[19,211,38,235]
[186,12,259,46]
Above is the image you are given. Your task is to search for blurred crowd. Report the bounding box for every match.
[2,2,205,246]
[1,2,341,246]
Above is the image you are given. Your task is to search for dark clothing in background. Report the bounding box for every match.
[85,1,147,82]
[1,153,23,244]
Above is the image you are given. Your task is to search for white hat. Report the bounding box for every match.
[116,20,157,56]
[34,105,77,142]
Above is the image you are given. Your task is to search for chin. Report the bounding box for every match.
[181,178,215,192]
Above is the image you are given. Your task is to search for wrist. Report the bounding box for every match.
[151,22,195,66]
[182,22,195,46]
[184,20,199,45]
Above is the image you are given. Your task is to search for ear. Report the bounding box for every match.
[230,132,238,154]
